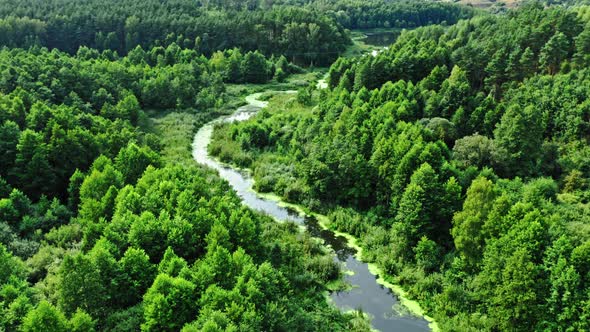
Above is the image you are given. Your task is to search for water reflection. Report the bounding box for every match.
[363,31,401,47]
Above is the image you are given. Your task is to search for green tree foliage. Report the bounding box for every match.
[142,273,198,332]
[52,165,358,330]
[0,0,402,330]
[241,51,270,83]
[208,4,590,331]
[451,177,496,266]
[0,44,278,205]
[0,120,20,178]
[311,0,474,29]
[494,104,544,178]
[6,0,590,331]
[69,309,96,332]
[22,301,68,332]
[119,247,156,306]
[573,24,590,67]
[115,144,162,184]
[57,253,108,318]
[540,32,570,75]
[414,236,441,272]
[0,1,354,65]
[13,130,56,199]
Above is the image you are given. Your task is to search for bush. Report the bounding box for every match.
[305,255,340,282]
[297,88,312,106]
[283,180,308,203]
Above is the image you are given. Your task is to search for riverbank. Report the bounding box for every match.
[256,190,440,332]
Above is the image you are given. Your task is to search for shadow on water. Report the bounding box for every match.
[192,92,430,332]
[363,30,401,47]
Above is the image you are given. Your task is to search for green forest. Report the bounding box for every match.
[1,0,589,331]
[0,0,473,65]
[0,41,375,330]
[210,3,590,331]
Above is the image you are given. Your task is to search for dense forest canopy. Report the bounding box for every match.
[308,0,476,29]
[0,0,476,64]
[0,43,378,332]
[210,3,590,331]
[0,0,348,65]
[0,0,388,326]
[0,44,307,206]
[4,0,588,330]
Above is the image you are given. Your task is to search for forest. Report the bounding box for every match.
[0,0,388,328]
[0,40,380,329]
[210,3,590,331]
[0,0,473,66]
[2,0,587,331]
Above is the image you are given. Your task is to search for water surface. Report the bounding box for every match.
[363,30,401,47]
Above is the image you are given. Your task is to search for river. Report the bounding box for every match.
[192,92,432,332]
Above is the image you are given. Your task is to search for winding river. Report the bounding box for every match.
[192,92,432,332]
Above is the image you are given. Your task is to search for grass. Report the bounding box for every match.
[343,35,374,58]
[262,90,311,112]
[147,110,215,165]
[148,70,324,167]
[146,83,248,165]
[226,69,328,93]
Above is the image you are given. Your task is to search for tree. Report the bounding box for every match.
[241,51,269,83]
[297,87,312,106]
[12,130,56,199]
[67,169,85,212]
[574,26,590,68]
[414,236,441,272]
[435,65,471,118]
[142,274,198,332]
[205,221,232,252]
[226,49,244,83]
[0,120,20,178]
[452,134,504,170]
[451,177,496,266]
[86,239,121,309]
[0,176,10,197]
[79,163,123,202]
[118,247,156,306]
[425,117,457,145]
[539,32,569,75]
[394,163,441,251]
[493,104,544,178]
[420,65,449,91]
[487,248,543,331]
[57,254,106,318]
[129,212,168,262]
[115,143,162,184]
[26,102,52,132]
[69,309,96,332]
[228,209,260,255]
[519,47,536,79]
[102,94,141,125]
[0,243,27,284]
[484,48,508,95]
[354,61,372,91]
[274,68,287,82]
[127,45,147,65]
[157,247,187,277]
[22,301,68,332]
